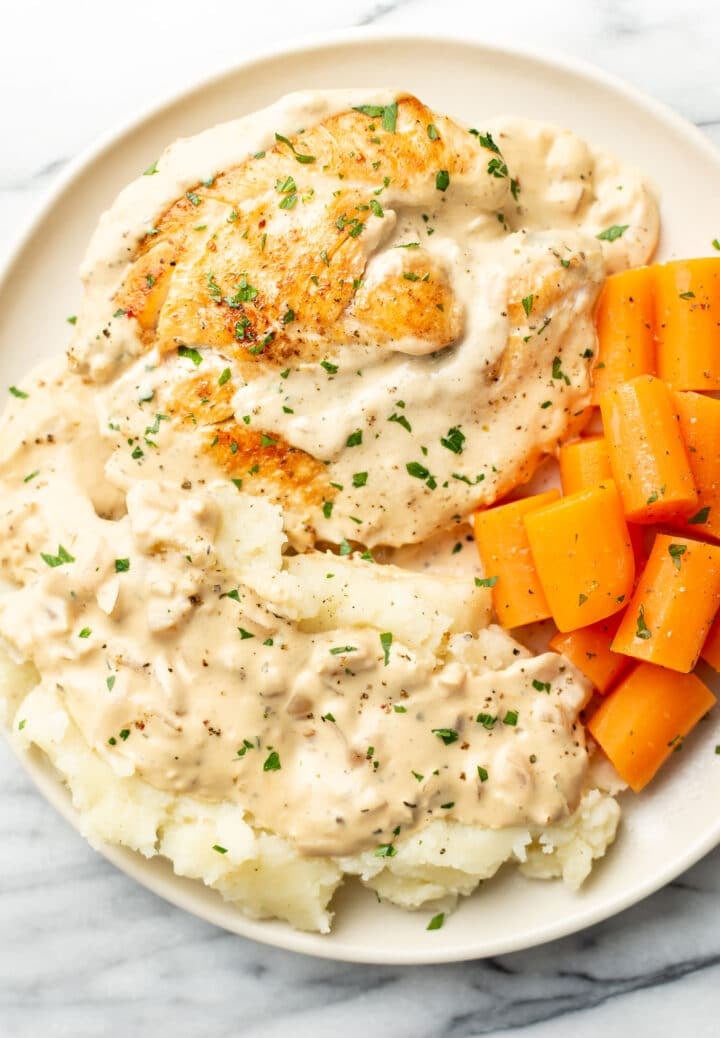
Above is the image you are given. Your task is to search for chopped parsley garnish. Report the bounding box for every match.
[486,157,508,179]
[596,224,629,242]
[178,345,203,366]
[260,434,277,448]
[470,129,500,153]
[226,276,258,306]
[412,770,424,782]
[106,675,116,692]
[274,132,315,164]
[321,359,338,374]
[115,558,130,572]
[276,175,297,194]
[143,160,158,176]
[452,472,484,486]
[329,645,357,655]
[353,102,398,133]
[23,470,39,483]
[18,719,26,732]
[476,713,496,729]
[66,315,77,325]
[339,538,352,556]
[238,628,255,640]
[119,729,130,741]
[346,430,363,447]
[688,506,711,525]
[374,843,397,858]
[321,712,336,723]
[263,751,281,771]
[713,239,720,251]
[78,627,92,639]
[352,471,368,487]
[474,576,498,588]
[279,193,297,210]
[369,198,384,218]
[218,367,231,386]
[427,123,439,140]
[636,605,652,640]
[668,543,687,570]
[113,308,127,318]
[521,294,534,317]
[186,191,201,207]
[9,386,28,399]
[552,356,570,385]
[282,308,295,324]
[236,739,255,758]
[503,710,519,726]
[432,727,459,745]
[40,544,75,568]
[212,845,228,854]
[393,705,406,713]
[263,638,274,647]
[406,461,430,480]
[322,500,334,519]
[435,170,450,192]
[380,631,393,667]
[440,426,465,455]
[388,412,412,432]
[477,766,489,782]
[532,679,551,693]
[426,912,445,931]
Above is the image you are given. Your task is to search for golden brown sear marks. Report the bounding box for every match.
[112,95,480,512]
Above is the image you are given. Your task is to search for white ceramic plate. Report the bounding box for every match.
[2,30,720,964]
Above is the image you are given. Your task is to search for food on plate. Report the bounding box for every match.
[654,258,720,390]
[591,265,655,403]
[1,88,686,934]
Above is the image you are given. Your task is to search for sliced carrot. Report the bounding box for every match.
[655,258,720,390]
[473,490,559,629]
[701,612,720,671]
[600,375,697,523]
[612,533,720,672]
[587,662,716,791]
[550,614,631,693]
[592,266,655,404]
[559,436,612,496]
[673,390,720,541]
[524,480,635,631]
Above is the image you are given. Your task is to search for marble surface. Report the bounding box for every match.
[2,0,720,1034]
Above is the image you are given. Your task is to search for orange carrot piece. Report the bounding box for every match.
[588,662,716,791]
[559,436,613,496]
[592,266,656,404]
[655,258,720,390]
[550,614,631,694]
[473,491,559,629]
[673,390,720,541]
[600,375,698,523]
[524,480,635,631]
[612,533,720,672]
[701,612,720,671]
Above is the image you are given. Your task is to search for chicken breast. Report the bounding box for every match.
[70,91,658,547]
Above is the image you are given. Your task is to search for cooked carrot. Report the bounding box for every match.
[592,266,655,404]
[655,258,720,390]
[588,662,716,791]
[600,375,698,523]
[673,391,720,541]
[550,614,631,693]
[559,436,612,496]
[524,480,635,631]
[612,533,720,672]
[701,612,720,671]
[473,490,559,629]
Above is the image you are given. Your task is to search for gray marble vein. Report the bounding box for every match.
[2,1,720,1035]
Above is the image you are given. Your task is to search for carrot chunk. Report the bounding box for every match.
[600,375,697,523]
[655,258,720,390]
[550,614,631,693]
[588,662,716,791]
[673,390,720,541]
[524,480,635,631]
[701,612,720,671]
[473,490,559,629]
[592,266,656,404]
[559,436,612,496]
[612,533,720,672]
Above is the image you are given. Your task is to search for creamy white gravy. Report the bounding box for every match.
[0,92,657,857]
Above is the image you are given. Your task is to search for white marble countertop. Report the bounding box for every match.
[2,1,720,1034]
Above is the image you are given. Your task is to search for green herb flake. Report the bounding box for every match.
[23,470,39,483]
[339,538,352,556]
[476,712,496,729]
[679,291,695,300]
[521,294,534,317]
[352,471,368,488]
[596,224,629,242]
[238,628,255,640]
[435,169,450,192]
[474,576,498,588]
[212,845,228,854]
[689,506,711,525]
[477,766,489,782]
[321,359,339,375]
[263,750,281,771]
[374,843,397,858]
[106,675,116,692]
[427,123,439,140]
[9,386,28,399]
[440,426,465,455]
[178,345,203,366]
[552,356,570,385]
[346,430,363,447]
[329,645,357,655]
[282,308,295,324]
[78,627,92,639]
[380,631,393,667]
[186,191,202,207]
[66,315,78,325]
[668,543,687,570]
[636,605,652,640]
[143,160,159,176]
[218,367,232,386]
[40,544,75,568]
[115,558,130,572]
[322,500,334,519]
[503,710,519,726]
[532,679,551,693]
[426,912,445,931]
[432,727,459,745]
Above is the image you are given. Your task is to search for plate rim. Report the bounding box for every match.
[2,25,720,965]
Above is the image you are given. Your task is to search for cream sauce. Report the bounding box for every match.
[0,91,657,858]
